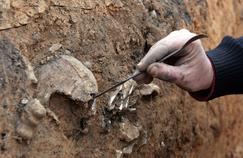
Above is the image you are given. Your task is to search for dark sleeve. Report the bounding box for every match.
[190,36,243,101]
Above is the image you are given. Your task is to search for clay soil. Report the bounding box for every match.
[0,0,243,158]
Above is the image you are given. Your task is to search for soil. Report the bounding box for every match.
[0,0,243,158]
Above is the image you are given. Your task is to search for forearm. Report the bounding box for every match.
[191,36,243,101]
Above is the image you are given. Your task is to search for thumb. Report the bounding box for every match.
[147,62,182,83]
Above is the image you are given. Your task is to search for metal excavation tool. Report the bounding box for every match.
[92,34,207,99]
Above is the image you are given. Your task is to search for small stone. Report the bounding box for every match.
[15,12,29,25]
[117,1,123,7]
[82,127,89,134]
[105,0,123,8]
[40,59,45,65]
[46,56,52,61]
[70,14,79,23]
[22,53,38,84]
[161,141,165,147]
[25,8,35,17]
[16,123,34,139]
[2,99,8,109]
[122,143,135,154]
[105,0,113,6]
[139,83,160,97]
[49,44,62,53]
[0,0,10,10]
[90,98,97,115]
[64,49,71,55]
[10,0,24,9]
[116,150,123,158]
[150,10,157,18]
[32,32,41,41]
[38,0,48,13]
[0,78,4,88]
[26,99,46,119]
[80,0,97,9]
[46,108,60,125]
[17,99,46,139]
[20,98,29,105]
[120,119,139,142]
[21,112,39,127]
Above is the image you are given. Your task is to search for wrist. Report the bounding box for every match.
[203,57,214,90]
[187,54,216,101]
[189,56,216,101]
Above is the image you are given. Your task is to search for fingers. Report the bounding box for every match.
[147,62,182,83]
[134,62,182,85]
[135,29,197,86]
[137,29,196,72]
[133,72,153,84]
[137,42,170,72]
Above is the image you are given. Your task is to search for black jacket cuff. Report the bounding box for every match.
[190,36,243,101]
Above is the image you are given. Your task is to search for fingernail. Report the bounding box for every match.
[137,61,145,70]
[137,62,142,69]
[149,66,158,77]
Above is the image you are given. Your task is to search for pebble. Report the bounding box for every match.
[150,10,157,18]
[139,83,160,97]
[119,119,140,142]
[20,98,29,105]
[16,99,46,140]
[16,123,34,140]
[49,43,62,53]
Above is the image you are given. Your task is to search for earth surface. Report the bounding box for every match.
[0,0,243,158]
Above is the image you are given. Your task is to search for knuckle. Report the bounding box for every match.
[167,70,178,82]
[175,71,184,83]
[157,68,173,82]
[180,28,189,32]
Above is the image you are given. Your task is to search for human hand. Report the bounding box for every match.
[134,29,214,92]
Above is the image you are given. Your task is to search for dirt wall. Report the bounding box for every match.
[0,0,243,158]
